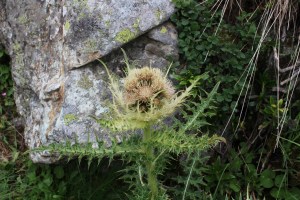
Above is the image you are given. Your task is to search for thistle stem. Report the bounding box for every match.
[143,125,159,200]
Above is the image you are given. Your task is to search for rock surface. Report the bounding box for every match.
[0,0,177,163]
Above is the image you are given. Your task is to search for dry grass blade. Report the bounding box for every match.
[216,0,300,146]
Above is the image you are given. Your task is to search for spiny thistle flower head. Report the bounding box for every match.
[99,55,199,131]
[123,67,175,112]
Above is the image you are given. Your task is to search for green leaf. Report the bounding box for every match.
[231,157,242,171]
[286,188,300,200]
[229,180,241,192]
[53,195,63,199]
[275,174,286,187]
[26,171,36,183]
[190,22,200,31]
[271,187,286,199]
[259,169,275,188]
[260,178,274,188]
[180,81,220,133]
[54,166,64,179]
[181,19,189,26]
[249,23,256,34]
[43,177,53,186]
[261,169,275,179]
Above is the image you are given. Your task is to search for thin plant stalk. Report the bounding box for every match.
[143,124,159,199]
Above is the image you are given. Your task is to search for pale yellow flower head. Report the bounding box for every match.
[99,57,199,130]
[123,67,175,112]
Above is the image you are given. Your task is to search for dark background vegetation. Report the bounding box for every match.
[1,0,300,199]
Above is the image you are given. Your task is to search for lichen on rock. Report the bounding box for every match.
[160,26,168,34]
[115,28,136,43]
[77,74,93,90]
[63,114,78,126]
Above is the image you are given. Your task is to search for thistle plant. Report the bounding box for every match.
[97,52,224,199]
[34,51,224,199]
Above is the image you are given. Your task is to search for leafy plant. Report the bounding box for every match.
[173,137,300,199]
[33,52,224,199]
[170,0,300,199]
[171,0,260,123]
